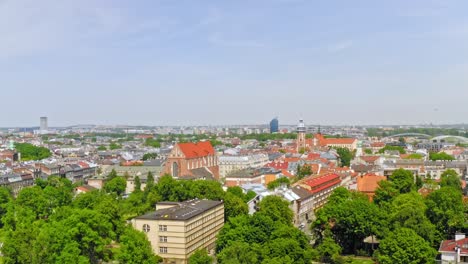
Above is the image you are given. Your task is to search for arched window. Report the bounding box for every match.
[172,162,179,177]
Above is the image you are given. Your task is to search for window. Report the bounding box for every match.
[159,247,168,254]
[159,236,167,243]
[142,224,150,233]
[159,225,167,232]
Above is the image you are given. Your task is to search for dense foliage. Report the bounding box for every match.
[429,152,455,161]
[312,168,468,263]
[378,145,406,154]
[14,143,51,161]
[144,138,161,148]
[335,147,353,167]
[217,196,316,264]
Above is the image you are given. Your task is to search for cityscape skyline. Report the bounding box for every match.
[2,0,468,126]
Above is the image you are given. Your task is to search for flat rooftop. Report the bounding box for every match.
[135,199,223,221]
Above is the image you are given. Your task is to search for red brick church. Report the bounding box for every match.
[162,141,220,180]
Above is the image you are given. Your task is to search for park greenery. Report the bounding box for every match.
[14,143,51,161]
[378,145,406,154]
[336,147,354,167]
[144,138,161,148]
[403,153,424,159]
[142,153,158,161]
[429,152,455,161]
[0,165,466,263]
[312,168,466,263]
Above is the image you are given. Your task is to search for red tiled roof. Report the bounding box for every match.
[325,138,357,145]
[357,174,386,193]
[177,141,215,159]
[439,238,468,254]
[305,173,341,191]
[371,142,385,148]
[360,156,380,163]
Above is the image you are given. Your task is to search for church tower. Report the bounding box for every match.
[297,119,306,152]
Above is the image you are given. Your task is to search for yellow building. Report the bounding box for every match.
[132,200,224,264]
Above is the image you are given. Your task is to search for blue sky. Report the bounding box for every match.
[1,0,468,127]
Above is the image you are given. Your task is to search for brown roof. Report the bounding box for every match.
[357,174,386,193]
[177,141,215,159]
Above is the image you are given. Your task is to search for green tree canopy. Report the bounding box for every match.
[388,169,415,194]
[15,143,51,161]
[440,169,461,190]
[188,249,213,264]
[375,228,437,264]
[429,152,455,161]
[117,227,162,264]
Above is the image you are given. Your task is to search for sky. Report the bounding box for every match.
[2,0,468,127]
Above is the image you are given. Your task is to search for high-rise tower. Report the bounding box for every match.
[270,117,279,133]
[40,117,48,131]
[297,119,306,152]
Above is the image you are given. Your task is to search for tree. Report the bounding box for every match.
[364,148,373,155]
[217,241,261,264]
[104,177,127,196]
[134,176,141,192]
[429,152,454,161]
[224,192,248,221]
[296,164,312,180]
[375,228,437,264]
[404,153,424,160]
[109,142,122,150]
[336,147,353,167]
[267,177,291,190]
[117,227,162,264]
[145,138,161,148]
[425,187,465,236]
[378,145,406,154]
[312,188,386,254]
[146,171,155,189]
[189,249,213,264]
[142,153,157,161]
[14,142,51,161]
[440,169,461,190]
[257,196,293,225]
[108,169,118,180]
[390,192,438,245]
[317,230,342,264]
[373,180,399,206]
[388,169,414,193]
[97,145,107,151]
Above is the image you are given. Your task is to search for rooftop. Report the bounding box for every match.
[134,199,223,221]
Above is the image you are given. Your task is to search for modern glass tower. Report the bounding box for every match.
[270,117,279,133]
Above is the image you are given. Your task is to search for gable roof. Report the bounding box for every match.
[177,141,215,158]
[357,174,386,193]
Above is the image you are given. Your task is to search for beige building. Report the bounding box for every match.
[132,199,224,264]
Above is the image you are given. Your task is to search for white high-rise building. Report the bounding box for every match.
[40,117,48,131]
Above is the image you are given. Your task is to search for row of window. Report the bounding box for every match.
[142,224,168,233]
[186,213,220,231]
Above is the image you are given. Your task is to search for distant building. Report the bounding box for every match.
[219,154,269,178]
[356,174,387,201]
[162,142,219,179]
[225,167,281,187]
[439,233,468,263]
[297,173,342,209]
[40,116,48,131]
[270,118,279,133]
[297,119,307,152]
[132,200,224,264]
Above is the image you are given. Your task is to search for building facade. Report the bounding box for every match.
[219,154,269,178]
[270,118,279,133]
[162,142,219,179]
[132,200,224,264]
[297,119,307,152]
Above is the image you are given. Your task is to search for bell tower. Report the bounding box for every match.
[297,119,306,152]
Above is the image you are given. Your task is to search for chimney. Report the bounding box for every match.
[455,233,466,241]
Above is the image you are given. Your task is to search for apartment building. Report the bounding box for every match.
[132,199,224,264]
[219,153,269,178]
